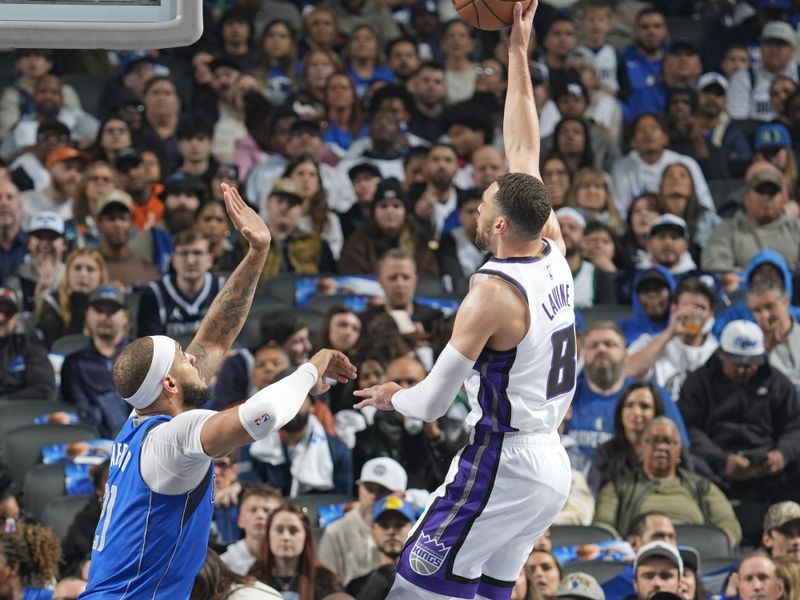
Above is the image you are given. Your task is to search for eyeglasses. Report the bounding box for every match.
[474,66,497,76]
[642,436,680,448]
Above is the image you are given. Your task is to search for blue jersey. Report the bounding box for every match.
[80,415,214,600]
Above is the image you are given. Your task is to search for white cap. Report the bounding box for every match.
[358,457,407,492]
[28,211,65,236]
[634,541,684,576]
[720,320,766,364]
[761,21,797,49]
[696,72,729,93]
[649,213,688,239]
[556,207,586,230]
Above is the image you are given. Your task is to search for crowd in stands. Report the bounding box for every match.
[0,0,800,597]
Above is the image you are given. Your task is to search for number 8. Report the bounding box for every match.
[546,324,577,399]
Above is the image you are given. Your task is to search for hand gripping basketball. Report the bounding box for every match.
[453,0,536,31]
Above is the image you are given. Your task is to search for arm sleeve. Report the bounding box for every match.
[237,363,319,440]
[140,409,217,494]
[391,343,475,422]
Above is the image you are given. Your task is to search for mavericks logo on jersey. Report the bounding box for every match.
[409,533,451,576]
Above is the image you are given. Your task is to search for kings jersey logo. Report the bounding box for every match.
[409,533,451,576]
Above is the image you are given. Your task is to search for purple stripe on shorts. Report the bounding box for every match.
[475,348,517,432]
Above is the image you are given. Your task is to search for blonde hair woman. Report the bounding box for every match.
[565,167,623,233]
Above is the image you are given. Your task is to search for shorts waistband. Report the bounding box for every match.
[470,429,561,447]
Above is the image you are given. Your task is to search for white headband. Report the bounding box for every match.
[123,335,176,409]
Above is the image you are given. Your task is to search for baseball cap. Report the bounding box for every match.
[96,189,134,217]
[289,119,322,136]
[667,40,698,55]
[358,457,408,492]
[269,178,304,205]
[754,123,792,151]
[556,207,586,230]
[160,173,206,201]
[555,573,605,600]
[565,47,596,71]
[0,288,20,314]
[114,148,143,173]
[634,541,684,576]
[764,501,800,531]
[666,85,697,109]
[45,147,90,169]
[747,170,783,194]
[719,320,766,364]
[678,546,701,574]
[209,56,242,73]
[553,80,588,103]
[373,177,407,205]
[760,22,797,48]
[410,0,438,17]
[348,162,382,181]
[89,285,126,308]
[29,211,65,236]
[649,214,688,239]
[119,50,168,77]
[36,119,70,141]
[696,72,729,94]
[637,268,670,293]
[371,495,416,523]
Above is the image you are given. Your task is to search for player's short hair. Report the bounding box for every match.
[493,173,551,241]
[239,484,283,507]
[674,277,714,306]
[113,337,159,399]
[583,320,625,342]
[626,511,671,538]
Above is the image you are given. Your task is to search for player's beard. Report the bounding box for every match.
[183,382,212,408]
[474,220,492,252]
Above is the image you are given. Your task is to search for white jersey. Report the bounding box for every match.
[464,240,577,435]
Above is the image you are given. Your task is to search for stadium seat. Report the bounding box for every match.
[580,305,634,328]
[699,556,739,575]
[258,273,299,306]
[50,334,90,357]
[562,560,628,583]
[23,463,66,522]
[550,524,619,547]
[674,524,733,558]
[305,294,355,315]
[42,495,92,543]
[2,423,99,486]
[0,400,76,443]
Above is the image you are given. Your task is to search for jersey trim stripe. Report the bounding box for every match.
[121,489,152,600]
[475,269,528,304]
[152,493,191,598]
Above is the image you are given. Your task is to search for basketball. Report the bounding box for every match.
[452,0,532,30]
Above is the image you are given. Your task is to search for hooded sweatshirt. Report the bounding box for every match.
[617,265,677,346]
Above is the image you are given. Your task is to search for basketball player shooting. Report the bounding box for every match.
[80,184,357,600]
[353,3,577,599]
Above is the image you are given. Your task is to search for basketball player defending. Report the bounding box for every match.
[353,3,576,599]
[80,184,356,599]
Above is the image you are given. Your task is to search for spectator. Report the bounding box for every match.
[212,75,266,165]
[0,179,27,284]
[410,143,464,242]
[408,62,447,143]
[8,119,69,193]
[291,48,341,120]
[555,207,616,308]
[771,76,797,128]
[618,193,661,273]
[210,455,242,547]
[248,369,352,497]
[445,107,494,179]
[564,167,623,233]
[129,174,206,274]
[193,548,282,600]
[318,457,407,586]
[61,460,109,576]
[5,211,67,314]
[339,163,381,239]
[37,248,108,348]
[138,228,225,337]
[212,345,291,411]
[639,215,697,276]
[593,416,742,545]
[536,16,579,90]
[137,76,182,172]
[547,116,598,175]
[611,113,714,216]
[466,145,506,192]
[565,321,687,461]
[694,73,752,178]
[525,549,563,598]
[253,20,297,108]
[359,248,444,335]
[701,170,800,274]
[114,148,164,232]
[52,577,87,600]
[315,307,362,413]
[387,38,421,85]
[619,266,676,347]
[257,178,336,282]
[261,314,314,367]
[657,163,721,256]
[754,123,798,198]
[321,0,400,44]
[0,73,99,161]
[322,73,367,158]
[194,198,243,274]
[61,285,131,437]
[218,7,254,70]
[625,278,718,399]
[738,554,785,600]
[588,382,669,495]
[176,117,218,192]
[337,106,407,183]
[680,320,800,542]
[618,8,668,122]
[577,3,618,94]
[95,189,160,288]
[745,267,800,389]
[437,189,487,296]
[346,495,415,599]
[441,20,477,105]
[565,49,623,145]
[69,161,119,250]
[251,504,345,598]
[662,42,702,89]
[582,222,620,278]
[88,116,134,165]
[631,541,682,599]
[21,146,89,227]
[602,512,677,599]
[762,501,800,562]
[344,25,395,100]
[541,155,571,210]
[96,51,163,121]
[220,486,284,576]
[0,523,62,599]
[728,22,799,122]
